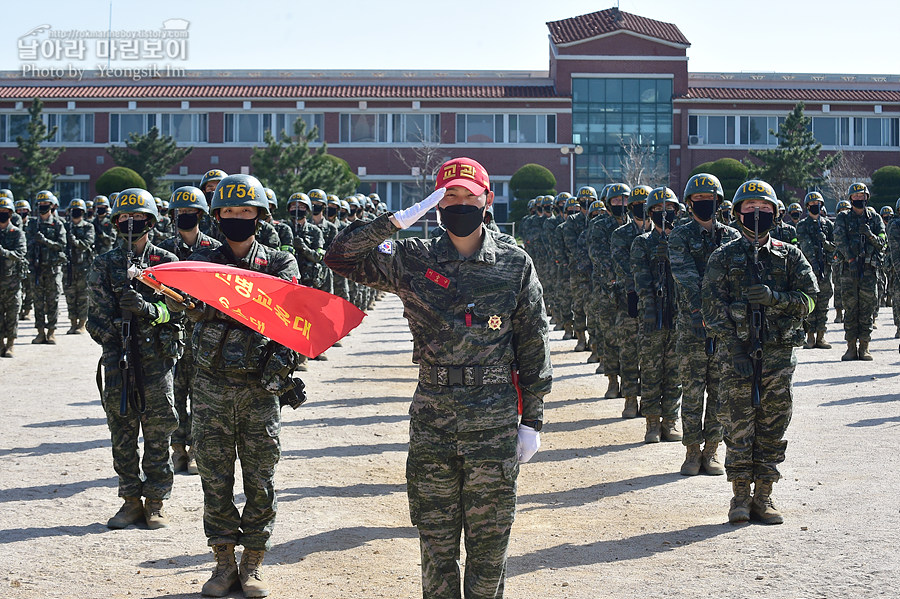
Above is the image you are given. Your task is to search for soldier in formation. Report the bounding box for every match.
[26,190,67,344]
[0,195,26,357]
[795,191,835,350]
[63,198,95,335]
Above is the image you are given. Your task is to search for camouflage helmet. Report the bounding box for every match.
[347,196,362,209]
[85,199,94,210]
[787,202,802,214]
[629,184,653,206]
[605,183,631,202]
[774,198,785,215]
[880,205,894,218]
[527,199,536,210]
[35,190,58,207]
[377,201,388,214]
[339,199,351,213]
[200,169,228,191]
[109,192,120,204]
[368,192,381,204]
[895,198,900,213]
[210,174,269,217]
[564,195,581,211]
[719,199,733,213]
[326,194,341,207]
[646,186,679,211]
[555,192,572,208]
[0,197,14,212]
[847,182,870,199]
[264,187,278,209]
[15,199,31,213]
[68,199,87,212]
[804,191,824,205]
[732,180,779,216]
[93,195,111,209]
[576,186,598,203]
[683,173,724,202]
[599,184,613,201]
[588,199,605,216]
[169,186,209,214]
[308,189,327,204]
[111,188,159,226]
[836,199,852,213]
[0,188,13,201]
[288,192,313,212]
[154,196,163,209]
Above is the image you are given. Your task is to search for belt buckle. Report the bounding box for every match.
[447,367,464,386]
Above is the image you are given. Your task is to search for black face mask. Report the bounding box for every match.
[86,210,94,218]
[691,200,717,222]
[96,207,108,216]
[292,211,307,221]
[116,219,150,237]
[851,200,867,209]
[204,190,215,203]
[629,203,646,220]
[739,209,775,235]
[807,204,821,216]
[312,204,324,215]
[0,212,10,223]
[177,212,199,231]
[339,211,349,219]
[218,217,257,242]
[71,209,85,219]
[38,204,52,215]
[610,205,625,217]
[439,204,484,237]
[326,207,338,218]
[650,210,678,230]
[790,212,801,220]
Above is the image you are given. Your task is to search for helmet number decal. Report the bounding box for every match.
[120,192,145,206]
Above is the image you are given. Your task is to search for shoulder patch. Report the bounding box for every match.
[377,240,394,255]
[200,239,211,247]
[254,256,268,266]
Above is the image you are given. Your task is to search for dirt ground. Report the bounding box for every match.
[2,295,899,599]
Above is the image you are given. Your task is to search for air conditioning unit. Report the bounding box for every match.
[688,135,703,145]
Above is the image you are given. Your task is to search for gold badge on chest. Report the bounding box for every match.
[488,315,502,330]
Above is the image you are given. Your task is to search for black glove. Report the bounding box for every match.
[627,291,639,318]
[731,344,753,378]
[164,295,190,313]
[119,287,153,317]
[859,222,874,239]
[690,311,706,340]
[655,241,668,260]
[747,284,779,307]
[279,377,308,410]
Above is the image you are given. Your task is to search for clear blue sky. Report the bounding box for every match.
[4,0,898,75]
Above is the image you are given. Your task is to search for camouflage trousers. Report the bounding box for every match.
[840,263,878,341]
[892,273,900,328]
[192,370,281,551]
[171,344,196,446]
[638,328,681,420]
[570,272,590,333]
[63,271,89,322]
[675,325,722,446]
[596,290,620,376]
[32,266,62,330]
[100,364,177,499]
[719,344,795,482]
[832,262,843,310]
[20,269,33,314]
[407,418,518,599]
[0,284,22,338]
[614,308,641,398]
[555,264,572,325]
[807,269,833,334]
[333,270,350,302]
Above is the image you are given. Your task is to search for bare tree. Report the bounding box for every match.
[600,136,669,188]
[820,151,868,210]
[393,127,449,208]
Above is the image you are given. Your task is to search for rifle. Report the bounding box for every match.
[33,222,41,286]
[706,205,720,356]
[748,208,765,408]
[814,216,827,279]
[857,213,867,280]
[119,217,147,417]
[656,226,670,330]
[65,220,74,288]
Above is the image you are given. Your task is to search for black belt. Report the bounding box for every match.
[419,365,512,386]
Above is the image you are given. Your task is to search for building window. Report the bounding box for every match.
[456,114,503,143]
[161,113,208,143]
[110,113,157,142]
[275,114,323,141]
[339,113,388,143]
[47,114,94,143]
[689,114,784,147]
[392,114,440,143]
[0,113,34,143]
[863,117,900,147]
[53,181,90,204]
[508,114,556,143]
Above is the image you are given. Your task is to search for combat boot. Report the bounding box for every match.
[680,444,702,476]
[45,328,56,344]
[803,331,815,349]
[841,339,858,361]
[313,352,328,361]
[66,319,79,335]
[621,396,639,419]
[107,497,145,529]
[32,328,46,344]
[895,328,900,339]
[144,499,170,529]
[171,443,188,472]
[661,418,682,442]
[604,375,620,399]
[586,342,600,363]
[834,308,843,323]
[701,441,725,475]
[553,321,565,331]
[296,355,308,372]
[19,309,29,320]
[186,447,199,475]
[202,544,238,597]
[562,323,574,340]
[75,318,87,334]
[239,549,269,598]
[1,338,10,358]
[858,340,873,361]
[728,480,752,524]
[750,480,784,524]
[644,416,661,443]
[814,331,832,349]
[574,330,587,352]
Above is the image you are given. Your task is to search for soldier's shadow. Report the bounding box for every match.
[516,472,679,513]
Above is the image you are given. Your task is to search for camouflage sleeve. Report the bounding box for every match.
[553,224,568,267]
[889,221,900,273]
[667,225,701,312]
[701,246,736,342]
[768,246,819,319]
[610,228,633,293]
[870,210,887,252]
[324,213,403,293]
[630,234,655,317]
[41,223,65,251]
[787,224,798,245]
[292,225,322,263]
[80,222,96,251]
[1,228,26,261]
[512,256,552,421]
[833,212,851,262]
[86,255,120,348]
[271,249,300,282]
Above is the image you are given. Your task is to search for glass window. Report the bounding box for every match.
[53,114,93,143]
[588,79,605,103]
[813,117,837,146]
[866,118,882,146]
[623,79,640,103]
[640,79,657,103]
[606,79,623,103]
[392,113,439,143]
[237,114,260,143]
[339,113,387,143]
[839,117,850,146]
[9,114,30,140]
[162,114,193,142]
[572,79,589,104]
[707,116,726,144]
[749,116,768,145]
[459,114,500,143]
[688,115,698,136]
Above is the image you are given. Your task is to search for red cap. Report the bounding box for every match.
[435,157,490,195]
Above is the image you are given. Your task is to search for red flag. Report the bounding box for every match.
[143,261,365,358]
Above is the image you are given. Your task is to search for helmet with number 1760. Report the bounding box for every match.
[169,186,209,214]
[210,174,269,217]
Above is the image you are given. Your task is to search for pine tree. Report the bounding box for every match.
[107,126,192,197]
[4,98,64,202]
[745,102,838,203]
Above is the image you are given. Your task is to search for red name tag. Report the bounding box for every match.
[425,269,449,289]
[200,239,210,247]
[149,254,161,262]
[255,257,268,266]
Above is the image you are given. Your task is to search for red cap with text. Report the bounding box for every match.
[435,157,490,195]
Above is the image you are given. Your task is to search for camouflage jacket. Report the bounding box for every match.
[255,219,281,250]
[574,226,593,275]
[65,219,96,274]
[26,214,67,269]
[0,223,27,288]
[86,239,184,376]
[289,219,325,287]
[540,214,563,264]
[93,216,116,256]
[795,215,835,279]
[888,219,900,276]
[770,222,798,245]
[324,214,552,429]
[157,230,221,261]
[561,211,587,269]
[834,206,886,268]
[149,216,174,244]
[312,216,338,249]
[631,228,677,331]
[702,235,819,348]
[272,220,294,253]
[187,241,300,380]
[668,219,740,316]
[611,219,649,295]
[587,213,628,289]
[528,215,548,261]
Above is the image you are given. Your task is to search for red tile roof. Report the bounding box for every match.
[547,8,689,47]
[683,87,900,103]
[0,84,560,100]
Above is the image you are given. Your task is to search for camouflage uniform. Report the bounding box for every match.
[552,217,572,328]
[770,222,798,245]
[631,228,681,420]
[150,215,175,243]
[87,239,182,500]
[540,212,563,317]
[188,241,300,550]
[157,231,222,449]
[94,215,116,256]
[312,216,338,294]
[25,214,67,334]
[325,213,552,599]
[795,215,835,336]
[0,220,27,343]
[610,220,646,399]
[702,235,817,481]
[290,220,326,288]
[888,219,900,331]
[63,219,95,326]
[669,219,740,447]
[326,215,351,301]
[833,207,886,343]
[588,214,628,377]
[272,220,294,252]
[562,210,589,335]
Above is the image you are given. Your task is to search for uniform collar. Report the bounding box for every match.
[433,227,497,265]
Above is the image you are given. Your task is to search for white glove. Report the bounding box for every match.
[391,188,445,229]
[516,424,541,464]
